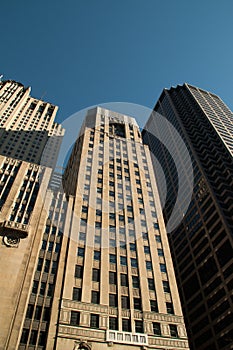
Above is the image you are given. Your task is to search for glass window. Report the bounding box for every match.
[132,276,140,288]
[148,278,155,290]
[134,298,142,310]
[144,246,150,254]
[121,296,130,309]
[120,274,128,286]
[163,281,170,293]
[130,243,136,251]
[70,311,80,325]
[73,287,81,301]
[79,232,86,241]
[90,314,99,328]
[120,256,127,266]
[122,318,131,332]
[153,322,161,336]
[109,254,116,264]
[94,250,101,260]
[135,320,144,333]
[77,247,85,257]
[150,300,158,312]
[169,324,178,337]
[75,265,83,279]
[146,261,152,270]
[91,291,100,304]
[160,264,167,273]
[131,258,138,268]
[109,271,117,284]
[166,302,174,314]
[157,248,164,257]
[92,268,100,282]
[109,294,118,307]
[109,317,118,330]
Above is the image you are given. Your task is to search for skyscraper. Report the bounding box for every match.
[0,80,64,167]
[0,80,64,349]
[0,82,190,350]
[143,83,233,350]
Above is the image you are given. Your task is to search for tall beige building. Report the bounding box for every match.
[0,81,189,350]
[0,80,64,167]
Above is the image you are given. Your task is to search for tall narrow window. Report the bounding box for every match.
[70,311,80,325]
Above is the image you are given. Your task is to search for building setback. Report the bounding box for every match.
[0,81,190,350]
[143,83,233,350]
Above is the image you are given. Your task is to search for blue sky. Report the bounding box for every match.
[1,0,233,124]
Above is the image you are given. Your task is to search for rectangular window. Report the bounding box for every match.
[109,294,118,307]
[40,282,46,296]
[91,291,100,304]
[109,271,117,284]
[92,268,100,282]
[94,250,101,260]
[109,239,116,247]
[77,247,85,257]
[160,264,167,273]
[109,254,116,264]
[148,278,155,290]
[157,248,164,257]
[132,276,140,288]
[163,281,170,293]
[146,261,152,270]
[166,302,174,314]
[29,330,38,345]
[75,265,83,279]
[20,329,29,344]
[150,300,158,312]
[144,246,150,254]
[131,258,138,268]
[70,311,80,325]
[122,318,131,332]
[120,274,128,286]
[73,287,81,301]
[153,322,161,336]
[120,256,127,266]
[121,296,130,309]
[32,280,39,294]
[120,241,126,249]
[135,320,144,333]
[79,232,86,241]
[169,324,178,337]
[130,243,136,251]
[109,317,118,330]
[90,314,99,328]
[134,298,142,310]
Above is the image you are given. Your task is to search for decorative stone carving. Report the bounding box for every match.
[73,340,92,350]
[2,235,20,247]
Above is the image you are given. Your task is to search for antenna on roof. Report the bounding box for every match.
[0,75,3,81]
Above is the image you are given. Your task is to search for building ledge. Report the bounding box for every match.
[0,220,29,238]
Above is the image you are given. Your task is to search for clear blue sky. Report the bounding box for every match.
[1,0,233,123]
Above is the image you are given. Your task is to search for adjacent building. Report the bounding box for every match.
[143,84,233,350]
[0,80,64,167]
[0,81,189,350]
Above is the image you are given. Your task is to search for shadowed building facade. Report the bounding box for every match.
[143,84,233,350]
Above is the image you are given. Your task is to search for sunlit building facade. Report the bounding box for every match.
[0,86,189,350]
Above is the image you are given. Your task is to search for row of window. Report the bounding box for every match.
[72,281,173,313]
[69,310,178,336]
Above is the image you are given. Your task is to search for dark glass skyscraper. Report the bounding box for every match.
[143,84,233,350]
